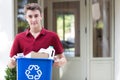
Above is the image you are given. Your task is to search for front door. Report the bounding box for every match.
[88,0,114,80]
[50,0,114,80]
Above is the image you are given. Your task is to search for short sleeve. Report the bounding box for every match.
[10,35,21,57]
[51,33,64,55]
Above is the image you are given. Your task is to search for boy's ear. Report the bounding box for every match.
[24,15,28,21]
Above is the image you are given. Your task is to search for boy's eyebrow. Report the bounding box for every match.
[28,14,39,16]
[27,14,39,17]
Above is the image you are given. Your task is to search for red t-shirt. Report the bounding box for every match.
[10,28,64,57]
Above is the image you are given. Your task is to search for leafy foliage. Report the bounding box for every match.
[4,67,16,80]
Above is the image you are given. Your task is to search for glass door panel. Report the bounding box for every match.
[56,13,75,57]
[92,0,113,57]
[17,0,38,33]
[53,1,80,57]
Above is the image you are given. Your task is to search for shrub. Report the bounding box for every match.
[4,67,16,80]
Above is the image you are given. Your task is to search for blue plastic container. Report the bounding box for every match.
[16,58,53,80]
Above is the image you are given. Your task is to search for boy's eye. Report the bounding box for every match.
[28,15,32,18]
[28,14,38,18]
[34,14,38,18]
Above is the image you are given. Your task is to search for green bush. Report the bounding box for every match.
[4,67,16,80]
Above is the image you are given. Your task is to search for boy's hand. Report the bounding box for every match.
[7,57,16,69]
[53,54,67,67]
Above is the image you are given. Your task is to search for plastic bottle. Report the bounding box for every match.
[46,46,55,59]
[17,53,24,58]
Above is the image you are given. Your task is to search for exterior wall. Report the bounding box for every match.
[115,0,120,80]
[0,1,14,80]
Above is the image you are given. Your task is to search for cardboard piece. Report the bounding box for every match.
[25,52,49,58]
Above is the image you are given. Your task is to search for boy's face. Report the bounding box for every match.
[25,10,42,28]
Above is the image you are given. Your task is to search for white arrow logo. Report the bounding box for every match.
[25,65,42,80]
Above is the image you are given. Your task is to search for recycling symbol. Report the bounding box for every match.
[25,65,42,80]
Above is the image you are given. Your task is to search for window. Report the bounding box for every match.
[92,0,112,57]
[53,1,80,57]
[57,13,75,57]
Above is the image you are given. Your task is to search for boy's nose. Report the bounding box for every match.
[32,17,36,21]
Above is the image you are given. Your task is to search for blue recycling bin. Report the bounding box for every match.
[16,58,53,80]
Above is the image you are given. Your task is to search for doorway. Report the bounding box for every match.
[52,1,87,80]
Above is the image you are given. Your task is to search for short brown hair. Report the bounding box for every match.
[24,3,42,14]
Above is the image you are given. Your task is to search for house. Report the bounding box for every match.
[0,0,120,80]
